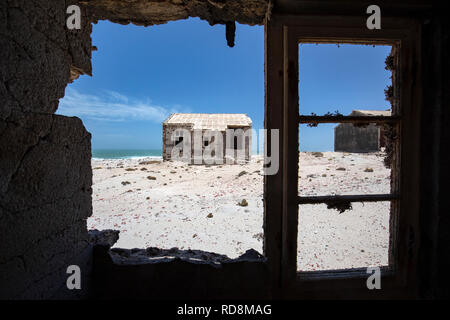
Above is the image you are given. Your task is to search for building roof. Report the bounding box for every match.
[163,113,252,131]
[350,109,392,116]
[334,109,392,129]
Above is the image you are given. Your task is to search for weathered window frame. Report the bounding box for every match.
[265,15,421,298]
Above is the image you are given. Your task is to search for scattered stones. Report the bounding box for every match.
[121,181,131,186]
[139,160,160,165]
[147,176,156,180]
[312,152,324,157]
[90,152,388,267]
[252,232,264,241]
[237,170,247,177]
[237,199,248,207]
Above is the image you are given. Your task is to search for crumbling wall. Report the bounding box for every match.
[84,0,271,26]
[163,125,252,163]
[92,241,269,299]
[162,123,193,160]
[0,115,92,299]
[0,0,93,299]
[0,0,267,300]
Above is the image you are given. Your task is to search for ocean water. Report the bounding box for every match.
[92,149,162,160]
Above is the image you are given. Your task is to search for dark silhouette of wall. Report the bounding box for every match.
[334,123,380,153]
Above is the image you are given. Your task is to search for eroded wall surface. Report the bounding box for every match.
[85,0,270,26]
[163,125,252,163]
[0,0,268,299]
[0,0,93,299]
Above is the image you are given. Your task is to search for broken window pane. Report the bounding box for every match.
[62,19,267,259]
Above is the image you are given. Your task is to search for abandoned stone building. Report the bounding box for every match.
[334,110,391,153]
[0,0,449,301]
[162,113,252,163]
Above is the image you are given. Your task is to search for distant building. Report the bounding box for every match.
[334,110,391,153]
[162,113,252,163]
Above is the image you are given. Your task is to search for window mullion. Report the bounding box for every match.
[298,193,400,205]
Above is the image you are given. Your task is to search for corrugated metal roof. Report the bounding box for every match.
[351,109,392,116]
[163,113,252,130]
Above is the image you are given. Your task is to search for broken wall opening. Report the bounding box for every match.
[58,18,265,260]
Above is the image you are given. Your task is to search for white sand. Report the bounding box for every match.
[88,151,391,271]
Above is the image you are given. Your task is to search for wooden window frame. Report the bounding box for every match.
[264,15,421,298]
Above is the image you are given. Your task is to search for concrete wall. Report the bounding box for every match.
[334,123,380,153]
[0,0,93,299]
[162,124,193,161]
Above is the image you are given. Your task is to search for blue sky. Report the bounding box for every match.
[58,18,391,151]
[299,43,392,151]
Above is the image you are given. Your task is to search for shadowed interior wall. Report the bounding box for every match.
[0,0,93,299]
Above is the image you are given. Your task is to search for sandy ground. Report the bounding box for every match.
[88,151,391,271]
